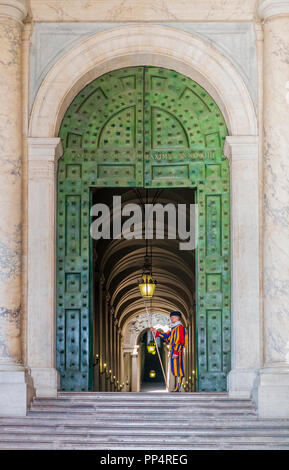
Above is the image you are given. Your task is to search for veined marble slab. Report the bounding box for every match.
[28,0,256,23]
[29,22,258,112]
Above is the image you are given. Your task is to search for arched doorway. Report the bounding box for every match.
[122,312,176,393]
[139,329,166,392]
[56,65,230,393]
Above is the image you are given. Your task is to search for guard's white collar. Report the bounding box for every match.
[171,320,181,328]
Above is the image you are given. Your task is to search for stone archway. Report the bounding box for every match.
[29,25,257,137]
[122,312,170,392]
[27,24,259,399]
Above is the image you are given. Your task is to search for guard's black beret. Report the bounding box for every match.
[170,311,182,318]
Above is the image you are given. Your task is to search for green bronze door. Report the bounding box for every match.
[57,66,231,392]
[143,68,230,391]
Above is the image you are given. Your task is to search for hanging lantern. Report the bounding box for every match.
[138,255,157,299]
[134,189,158,300]
[139,273,157,299]
[149,370,156,379]
[147,340,156,355]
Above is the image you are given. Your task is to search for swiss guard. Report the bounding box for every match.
[151,311,188,392]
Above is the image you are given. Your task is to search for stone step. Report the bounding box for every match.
[27,412,257,420]
[1,425,289,436]
[55,392,246,403]
[30,400,255,409]
[0,440,288,450]
[28,408,256,419]
[2,417,289,427]
[55,393,249,402]
[56,392,246,400]
[58,392,228,396]
[29,404,255,416]
[31,398,254,407]
[0,432,289,446]
[1,392,286,450]
[30,403,255,412]
[33,394,253,400]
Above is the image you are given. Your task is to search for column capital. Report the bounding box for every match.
[224,136,259,162]
[0,0,28,24]
[28,137,63,162]
[22,21,32,42]
[258,0,289,20]
[131,345,139,357]
[254,21,264,41]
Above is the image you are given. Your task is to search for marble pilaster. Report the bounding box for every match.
[27,137,62,397]
[224,136,261,398]
[0,0,35,416]
[255,0,289,418]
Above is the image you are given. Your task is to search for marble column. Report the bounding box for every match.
[114,319,118,388]
[0,0,35,416]
[123,352,131,392]
[188,329,192,392]
[116,328,122,392]
[99,275,106,391]
[109,304,113,390]
[256,0,289,418]
[131,346,139,392]
[93,276,100,391]
[27,138,62,397]
[112,308,117,391]
[224,136,261,398]
[104,291,111,391]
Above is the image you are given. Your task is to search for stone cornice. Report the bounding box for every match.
[0,0,27,24]
[258,0,289,20]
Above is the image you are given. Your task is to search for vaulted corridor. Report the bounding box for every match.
[91,188,196,392]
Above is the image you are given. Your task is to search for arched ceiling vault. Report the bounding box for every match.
[93,188,196,333]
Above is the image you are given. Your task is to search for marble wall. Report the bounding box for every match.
[262,16,289,366]
[0,17,23,367]
[28,0,257,22]
[0,0,35,416]
[3,0,289,419]
[29,22,258,111]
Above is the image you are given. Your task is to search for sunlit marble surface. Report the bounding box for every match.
[0,18,23,366]
[262,16,289,365]
[28,0,256,23]
[29,22,258,110]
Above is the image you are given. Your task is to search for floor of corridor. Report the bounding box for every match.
[140,382,167,392]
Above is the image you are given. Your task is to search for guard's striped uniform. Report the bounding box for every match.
[156,323,188,392]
